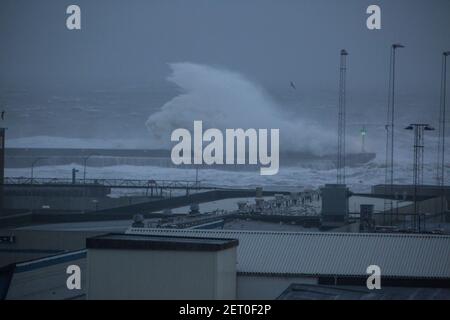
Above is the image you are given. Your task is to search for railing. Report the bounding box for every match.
[4,177,222,190]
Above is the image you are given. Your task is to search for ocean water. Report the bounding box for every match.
[3,63,449,193]
[5,160,445,194]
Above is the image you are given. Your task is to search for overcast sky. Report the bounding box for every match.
[1,0,449,94]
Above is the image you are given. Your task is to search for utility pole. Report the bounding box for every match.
[405,124,435,232]
[195,167,199,188]
[337,49,348,185]
[30,157,47,184]
[437,51,450,221]
[83,155,93,184]
[0,128,5,212]
[30,157,47,213]
[82,155,93,213]
[384,44,404,223]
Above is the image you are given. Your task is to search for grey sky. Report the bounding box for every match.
[1,0,449,94]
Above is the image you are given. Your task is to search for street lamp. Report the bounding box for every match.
[405,123,435,232]
[30,157,47,213]
[82,154,94,213]
[437,51,450,220]
[30,157,47,184]
[83,154,94,184]
[195,167,199,188]
[384,43,405,221]
[337,49,348,185]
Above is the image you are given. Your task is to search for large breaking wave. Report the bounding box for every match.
[145,62,359,155]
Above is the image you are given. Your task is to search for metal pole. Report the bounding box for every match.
[0,129,4,212]
[405,124,434,232]
[195,167,199,187]
[83,155,93,184]
[30,158,44,184]
[30,161,36,213]
[384,44,404,224]
[384,48,394,224]
[31,165,34,184]
[442,54,448,220]
[337,49,348,185]
[414,126,419,230]
[83,155,93,213]
[437,52,449,221]
[30,157,46,213]
[390,45,398,218]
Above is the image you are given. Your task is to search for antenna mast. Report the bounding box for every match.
[337,49,348,185]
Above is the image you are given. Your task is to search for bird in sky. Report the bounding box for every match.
[290,81,296,90]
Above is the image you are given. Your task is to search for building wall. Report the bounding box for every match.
[87,247,237,300]
[374,196,449,225]
[330,222,360,233]
[3,195,155,211]
[372,185,450,198]
[236,274,317,300]
[215,247,237,299]
[321,185,349,226]
[0,230,102,267]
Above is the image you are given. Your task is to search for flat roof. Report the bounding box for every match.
[86,233,239,252]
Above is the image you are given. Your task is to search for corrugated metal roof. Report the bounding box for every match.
[127,228,450,279]
[7,250,87,300]
[277,284,450,300]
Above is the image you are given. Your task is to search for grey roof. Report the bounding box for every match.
[6,250,87,300]
[277,284,450,300]
[127,228,450,279]
[86,233,238,251]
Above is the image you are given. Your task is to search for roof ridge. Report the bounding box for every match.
[127,227,450,239]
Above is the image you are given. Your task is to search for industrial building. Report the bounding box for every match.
[2,229,450,300]
[2,250,86,300]
[1,176,450,300]
[0,0,449,304]
[86,234,238,299]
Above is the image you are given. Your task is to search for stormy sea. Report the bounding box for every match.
[3,63,449,193]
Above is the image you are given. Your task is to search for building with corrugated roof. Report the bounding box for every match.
[2,229,450,300]
[126,228,450,299]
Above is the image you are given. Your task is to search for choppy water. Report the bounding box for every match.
[5,160,446,194]
[3,63,449,192]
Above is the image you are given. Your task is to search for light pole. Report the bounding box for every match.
[437,51,450,221]
[83,154,93,184]
[337,49,348,185]
[405,124,435,232]
[30,157,47,184]
[195,167,199,188]
[82,154,93,213]
[384,43,405,222]
[30,157,47,213]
